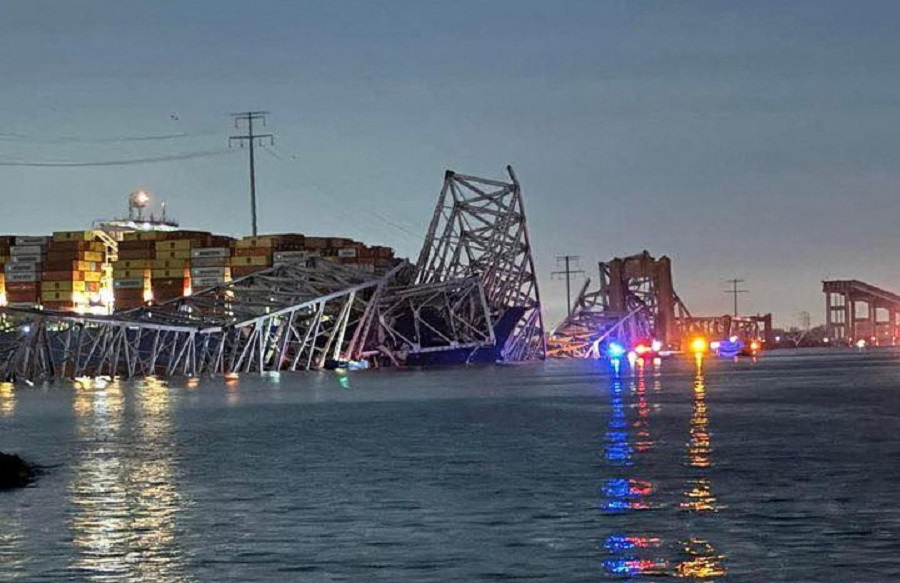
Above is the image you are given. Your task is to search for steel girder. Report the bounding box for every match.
[548,253,692,358]
[357,276,495,360]
[0,259,398,381]
[414,165,545,361]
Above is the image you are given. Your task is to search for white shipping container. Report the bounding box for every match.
[10,254,43,264]
[4,263,40,273]
[114,278,144,289]
[5,271,39,282]
[190,266,229,278]
[273,250,315,262]
[8,302,39,309]
[10,245,45,256]
[190,247,230,259]
[338,248,358,258]
[190,256,229,268]
[191,276,227,288]
[14,236,50,246]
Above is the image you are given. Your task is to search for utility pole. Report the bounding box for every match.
[724,278,748,317]
[552,255,585,319]
[230,112,274,236]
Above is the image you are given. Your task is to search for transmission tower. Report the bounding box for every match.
[230,112,274,236]
[552,255,585,318]
[724,278,748,317]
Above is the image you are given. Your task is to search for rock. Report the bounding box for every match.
[0,452,35,489]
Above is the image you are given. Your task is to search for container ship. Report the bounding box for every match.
[0,191,396,315]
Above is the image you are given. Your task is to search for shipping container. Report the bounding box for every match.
[52,230,96,242]
[152,258,189,269]
[14,236,50,246]
[190,266,230,278]
[11,245,46,256]
[42,281,88,292]
[151,269,187,279]
[191,276,228,288]
[5,263,40,274]
[191,247,230,258]
[114,278,144,289]
[10,254,43,265]
[41,260,97,272]
[190,256,229,268]
[48,240,106,252]
[46,250,103,263]
[155,239,194,252]
[230,255,272,267]
[113,259,152,269]
[113,268,148,279]
[5,272,39,282]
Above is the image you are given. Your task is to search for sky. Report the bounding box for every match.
[1,0,899,328]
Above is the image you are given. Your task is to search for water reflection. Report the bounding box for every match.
[681,362,720,512]
[675,359,726,577]
[0,516,28,578]
[0,381,15,416]
[600,358,726,579]
[601,363,666,576]
[69,377,187,582]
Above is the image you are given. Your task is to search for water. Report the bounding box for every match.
[1,350,900,581]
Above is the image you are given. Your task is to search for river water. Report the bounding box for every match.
[1,350,899,581]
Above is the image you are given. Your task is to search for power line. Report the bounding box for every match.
[0,149,234,167]
[551,255,585,318]
[724,278,749,317]
[0,130,223,143]
[230,112,274,237]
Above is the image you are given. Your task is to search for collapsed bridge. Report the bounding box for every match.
[548,251,773,358]
[0,166,545,381]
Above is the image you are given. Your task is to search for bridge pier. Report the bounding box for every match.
[823,280,900,345]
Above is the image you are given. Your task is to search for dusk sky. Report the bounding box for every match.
[2,0,899,327]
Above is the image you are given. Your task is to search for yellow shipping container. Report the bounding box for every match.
[52,230,95,242]
[83,251,103,262]
[152,258,189,269]
[41,290,78,302]
[229,255,272,267]
[83,271,102,283]
[113,269,148,279]
[155,239,193,252]
[152,269,187,279]
[235,236,277,249]
[42,281,87,292]
[113,259,152,270]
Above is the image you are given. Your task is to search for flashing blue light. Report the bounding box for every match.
[602,558,641,576]
[607,341,626,358]
[604,535,636,552]
[600,500,631,513]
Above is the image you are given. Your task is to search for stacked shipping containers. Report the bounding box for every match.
[0,227,396,311]
[5,237,49,307]
[114,235,154,309]
[42,231,105,312]
[190,247,231,290]
[235,234,396,278]
[113,230,235,306]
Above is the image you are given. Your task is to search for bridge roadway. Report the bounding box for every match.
[823,279,900,343]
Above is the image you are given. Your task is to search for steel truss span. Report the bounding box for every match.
[548,250,773,358]
[0,259,398,381]
[414,166,545,361]
[0,166,545,380]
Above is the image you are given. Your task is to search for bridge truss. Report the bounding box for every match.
[0,166,544,381]
[414,166,545,361]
